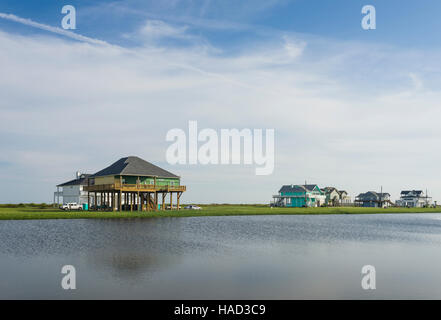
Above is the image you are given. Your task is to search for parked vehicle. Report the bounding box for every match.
[184,205,202,210]
[60,203,83,210]
[166,205,182,210]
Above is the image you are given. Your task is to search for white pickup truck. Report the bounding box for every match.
[61,203,83,210]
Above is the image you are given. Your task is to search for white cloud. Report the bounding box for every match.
[408,72,423,91]
[138,20,189,39]
[283,36,306,59]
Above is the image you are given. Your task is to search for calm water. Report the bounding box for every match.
[1,213,441,299]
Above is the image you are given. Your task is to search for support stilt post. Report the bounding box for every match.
[87,177,90,210]
[170,192,173,210]
[119,191,122,212]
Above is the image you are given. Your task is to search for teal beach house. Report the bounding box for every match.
[272,184,326,207]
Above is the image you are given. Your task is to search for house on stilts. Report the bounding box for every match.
[84,156,186,211]
[272,184,326,207]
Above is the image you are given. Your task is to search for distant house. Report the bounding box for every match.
[273,184,326,207]
[355,191,391,208]
[55,172,93,206]
[338,190,352,205]
[323,187,341,206]
[322,187,352,206]
[396,190,432,208]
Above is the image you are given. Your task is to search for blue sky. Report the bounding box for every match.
[1,1,441,203]
[1,0,441,48]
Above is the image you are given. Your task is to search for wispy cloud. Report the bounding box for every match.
[138,19,189,39]
[122,18,215,51]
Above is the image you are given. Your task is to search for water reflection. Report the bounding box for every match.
[82,219,184,281]
[87,251,175,280]
[1,214,441,299]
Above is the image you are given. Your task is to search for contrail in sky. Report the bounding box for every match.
[0,12,108,45]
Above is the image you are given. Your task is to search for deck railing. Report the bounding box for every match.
[84,183,186,192]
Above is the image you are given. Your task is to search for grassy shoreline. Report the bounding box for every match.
[1,205,441,220]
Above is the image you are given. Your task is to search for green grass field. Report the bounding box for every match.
[1,204,441,220]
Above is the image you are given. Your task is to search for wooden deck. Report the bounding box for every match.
[84,182,186,193]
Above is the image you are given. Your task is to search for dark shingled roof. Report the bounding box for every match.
[279,184,320,193]
[323,187,338,193]
[91,156,179,178]
[401,190,423,195]
[356,191,390,200]
[57,174,90,187]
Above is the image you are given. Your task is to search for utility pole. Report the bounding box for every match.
[304,180,308,208]
[426,188,429,207]
[380,185,383,208]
